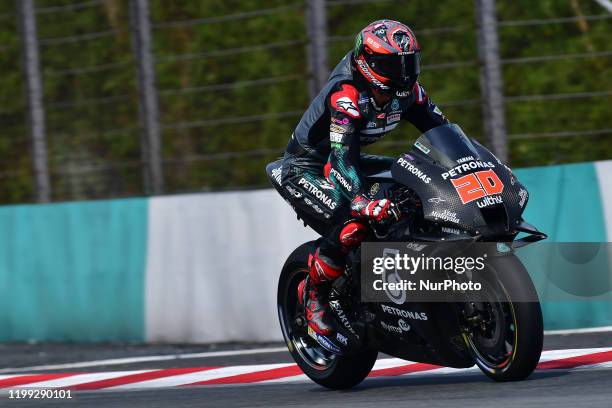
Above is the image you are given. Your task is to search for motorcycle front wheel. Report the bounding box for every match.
[277,241,378,389]
[463,253,543,382]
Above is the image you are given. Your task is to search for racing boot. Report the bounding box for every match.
[298,225,366,335]
[297,248,343,336]
[305,283,334,335]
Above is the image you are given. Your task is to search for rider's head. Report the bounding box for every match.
[352,20,421,98]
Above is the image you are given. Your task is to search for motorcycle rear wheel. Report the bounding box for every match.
[277,242,378,389]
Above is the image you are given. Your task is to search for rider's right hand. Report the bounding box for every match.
[350,195,400,223]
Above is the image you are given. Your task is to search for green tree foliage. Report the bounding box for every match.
[0,0,609,204]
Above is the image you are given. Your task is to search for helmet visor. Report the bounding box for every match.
[369,52,420,85]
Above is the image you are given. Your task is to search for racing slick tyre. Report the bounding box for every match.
[463,253,543,382]
[277,241,378,389]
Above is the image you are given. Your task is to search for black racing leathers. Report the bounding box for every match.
[281,52,448,261]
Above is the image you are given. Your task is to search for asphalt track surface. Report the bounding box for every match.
[1,332,611,408]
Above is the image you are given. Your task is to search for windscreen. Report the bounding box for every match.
[412,123,482,169]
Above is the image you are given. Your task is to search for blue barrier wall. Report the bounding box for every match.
[515,162,606,242]
[515,162,612,330]
[0,160,610,342]
[0,198,147,341]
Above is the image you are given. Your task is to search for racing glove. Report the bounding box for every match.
[350,195,400,223]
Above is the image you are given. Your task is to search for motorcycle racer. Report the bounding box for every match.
[279,20,448,351]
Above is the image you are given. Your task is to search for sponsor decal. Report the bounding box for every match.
[428,197,445,204]
[366,121,377,128]
[271,165,282,185]
[430,209,460,224]
[381,304,428,321]
[297,177,338,209]
[456,155,475,164]
[442,226,462,235]
[304,198,327,214]
[433,105,443,115]
[356,58,389,89]
[476,195,503,208]
[329,168,352,192]
[329,301,358,336]
[354,33,362,55]
[332,117,349,125]
[380,320,403,334]
[319,180,335,190]
[336,332,348,346]
[414,141,430,154]
[404,153,415,161]
[395,89,410,98]
[336,97,360,118]
[340,224,361,245]
[397,157,431,183]
[391,99,400,110]
[340,225,365,247]
[308,327,341,354]
[518,188,528,207]
[387,113,401,124]
[377,112,386,119]
[366,36,382,49]
[330,132,344,143]
[449,169,504,205]
[398,319,411,332]
[285,185,302,198]
[441,161,496,180]
[330,123,348,134]
[369,182,380,197]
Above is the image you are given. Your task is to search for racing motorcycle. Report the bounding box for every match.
[266,123,547,389]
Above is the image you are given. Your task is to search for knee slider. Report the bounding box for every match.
[339,221,367,248]
[309,248,343,284]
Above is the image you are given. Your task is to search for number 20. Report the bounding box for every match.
[450,169,504,204]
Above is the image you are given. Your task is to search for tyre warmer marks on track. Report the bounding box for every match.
[1,348,611,392]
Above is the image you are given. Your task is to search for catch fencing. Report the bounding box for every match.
[0,0,610,203]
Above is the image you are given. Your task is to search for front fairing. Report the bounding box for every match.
[390,124,528,238]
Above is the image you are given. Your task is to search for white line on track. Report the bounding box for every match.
[544,326,612,335]
[0,346,288,374]
[540,347,611,359]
